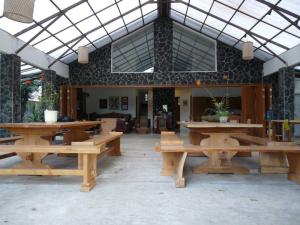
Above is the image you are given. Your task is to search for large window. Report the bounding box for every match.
[111,24,154,73]
[172,22,217,72]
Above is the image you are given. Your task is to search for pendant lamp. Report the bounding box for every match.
[78,46,89,64]
[3,0,35,23]
[242,41,254,60]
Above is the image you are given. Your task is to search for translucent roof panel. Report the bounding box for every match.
[171,0,300,61]
[0,0,157,65]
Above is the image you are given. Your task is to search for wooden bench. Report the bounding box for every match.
[0,132,122,191]
[155,132,300,188]
[0,136,23,160]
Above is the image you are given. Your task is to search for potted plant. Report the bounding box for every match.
[212,98,229,123]
[41,83,59,123]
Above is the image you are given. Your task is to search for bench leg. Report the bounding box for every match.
[259,152,289,174]
[161,152,179,176]
[286,153,300,185]
[108,138,121,156]
[175,152,188,188]
[81,154,97,192]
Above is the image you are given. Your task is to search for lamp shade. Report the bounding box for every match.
[242,41,254,60]
[78,46,89,64]
[195,79,201,87]
[3,0,35,23]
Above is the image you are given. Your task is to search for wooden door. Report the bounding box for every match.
[60,86,67,117]
[67,86,77,120]
[254,84,266,137]
[241,86,255,124]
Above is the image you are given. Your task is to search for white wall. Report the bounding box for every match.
[83,88,137,117]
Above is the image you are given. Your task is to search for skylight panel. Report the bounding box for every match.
[111,27,128,40]
[76,16,100,33]
[0,17,32,35]
[286,26,300,38]
[18,26,42,43]
[218,33,238,46]
[217,0,244,8]
[263,11,290,29]
[251,21,281,39]
[98,5,121,25]
[171,2,188,15]
[51,0,82,10]
[144,10,158,23]
[272,32,300,49]
[127,18,143,32]
[65,2,93,24]
[278,0,300,16]
[55,26,81,42]
[223,25,246,40]
[71,38,90,51]
[105,18,124,33]
[34,0,58,21]
[142,3,157,15]
[88,0,116,13]
[31,31,51,46]
[123,9,142,24]
[170,10,185,23]
[189,0,213,12]
[241,35,264,48]
[240,0,269,19]
[255,48,274,61]
[49,46,69,58]
[265,42,286,55]
[118,0,140,14]
[205,16,226,31]
[186,7,206,22]
[231,12,257,30]
[34,36,62,53]
[86,28,107,42]
[210,2,235,21]
[201,24,220,39]
[184,17,202,30]
[47,16,72,34]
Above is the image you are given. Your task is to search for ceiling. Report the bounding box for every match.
[0,0,299,75]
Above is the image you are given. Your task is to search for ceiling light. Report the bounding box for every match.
[78,46,89,64]
[3,0,35,23]
[242,41,254,60]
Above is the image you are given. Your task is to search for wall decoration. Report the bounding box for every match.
[109,96,119,110]
[121,97,128,110]
[99,99,107,109]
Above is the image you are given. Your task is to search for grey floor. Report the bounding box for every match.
[0,133,300,225]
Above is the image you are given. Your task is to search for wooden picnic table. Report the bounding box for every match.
[179,121,263,174]
[0,121,102,169]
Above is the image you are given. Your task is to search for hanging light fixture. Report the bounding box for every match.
[195,79,201,87]
[242,36,254,60]
[78,46,89,64]
[3,0,35,23]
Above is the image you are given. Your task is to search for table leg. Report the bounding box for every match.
[192,133,250,174]
[286,153,300,185]
[14,135,51,169]
[259,152,289,174]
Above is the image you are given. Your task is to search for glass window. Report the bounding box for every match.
[172,22,216,72]
[111,24,154,73]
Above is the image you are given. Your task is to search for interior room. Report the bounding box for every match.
[0,1,300,225]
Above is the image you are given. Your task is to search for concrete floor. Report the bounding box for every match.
[0,133,300,225]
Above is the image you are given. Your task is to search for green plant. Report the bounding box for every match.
[212,97,229,117]
[41,82,59,111]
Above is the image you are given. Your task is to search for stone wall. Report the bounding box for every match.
[0,54,21,137]
[69,18,264,86]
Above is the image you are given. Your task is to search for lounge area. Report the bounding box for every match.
[0,0,300,225]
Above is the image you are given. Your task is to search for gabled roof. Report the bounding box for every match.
[0,0,299,75]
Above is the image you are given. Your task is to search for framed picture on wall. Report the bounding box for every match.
[121,97,128,110]
[99,99,107,109]
[109,96,119,110]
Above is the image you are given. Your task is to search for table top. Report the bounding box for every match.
[271,120,300,124]
[180,121,263,128]
[0,121,102,129]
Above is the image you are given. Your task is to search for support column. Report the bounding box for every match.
[278,67,295,120]
[0,54,21,137]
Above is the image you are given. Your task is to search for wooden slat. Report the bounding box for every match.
[157,144,300,153]
[0,136,23,143]
[0,145,100,154]
[72,132,122,146]
[231,134,268,145]
[0,169,83,176]
[160,132,184,145]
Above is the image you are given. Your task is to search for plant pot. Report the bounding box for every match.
[44,110,58,123]
[219,116,228,123]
